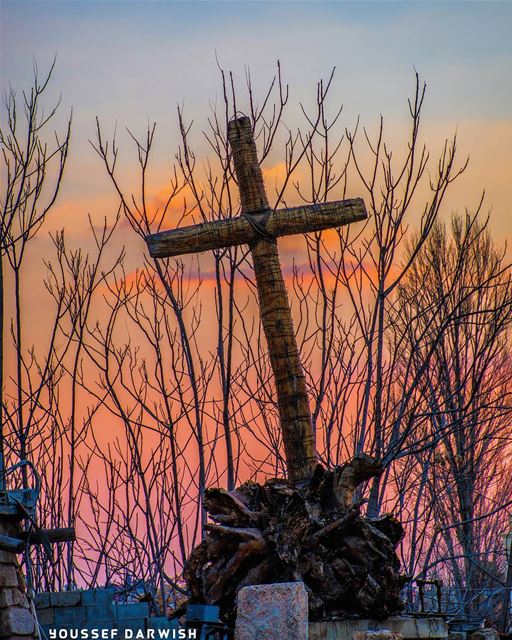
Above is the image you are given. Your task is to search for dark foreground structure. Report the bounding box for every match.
[185,457,407,622]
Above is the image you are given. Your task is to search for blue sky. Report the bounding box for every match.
[2,1,511,123]
[1,1,511,239]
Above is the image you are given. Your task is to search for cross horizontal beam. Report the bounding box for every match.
[146,198,367,259]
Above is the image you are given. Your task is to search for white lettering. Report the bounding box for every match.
[41,629,204,640]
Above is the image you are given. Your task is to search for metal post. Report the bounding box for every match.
[500,541,512,633]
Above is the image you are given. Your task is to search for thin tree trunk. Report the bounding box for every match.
[215,255,235,490]
[14,266,28,488]
[0,252,4,491]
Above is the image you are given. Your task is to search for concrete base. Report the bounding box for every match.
[309,616,448,640]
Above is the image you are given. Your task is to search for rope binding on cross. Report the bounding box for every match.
[242,208,276,242]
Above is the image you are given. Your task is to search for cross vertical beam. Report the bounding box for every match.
[227,117,316,483]
[146,116,367,483]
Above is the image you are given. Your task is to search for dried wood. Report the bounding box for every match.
[20,527,76,545]
[204,487,259,526]
[333,455,384,510]
[184,460,407,624]
[146,199,367,259]
[227,116,316,483]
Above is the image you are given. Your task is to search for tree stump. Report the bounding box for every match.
[185,457,408,623]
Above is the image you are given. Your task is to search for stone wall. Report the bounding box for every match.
[0,543,36,640]
[35,589,178,636]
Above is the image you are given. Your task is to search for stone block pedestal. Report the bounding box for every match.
[235,582,308,640]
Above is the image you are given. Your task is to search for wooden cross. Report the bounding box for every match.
[146,116,367,483]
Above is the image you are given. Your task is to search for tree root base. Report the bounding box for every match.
[185,457,408,623]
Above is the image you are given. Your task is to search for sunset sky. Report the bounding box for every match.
[1,0,512,346]
[2,1,512,585]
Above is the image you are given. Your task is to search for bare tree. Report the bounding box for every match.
[0,59,71,485]
[390,212,512,614]
[2,62,506,616]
